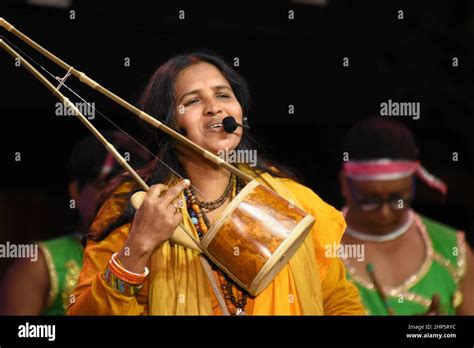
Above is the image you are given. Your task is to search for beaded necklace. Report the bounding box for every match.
[184,174,249,315]
[191,174,235,212]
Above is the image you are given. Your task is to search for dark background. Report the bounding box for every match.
[0,0,473,276]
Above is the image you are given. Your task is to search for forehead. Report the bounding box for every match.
[174,62,230,93]
[350,176,413,195]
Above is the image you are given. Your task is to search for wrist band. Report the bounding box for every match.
[103,267,143,296]
[108,252,149,284]
[103,252,149,296]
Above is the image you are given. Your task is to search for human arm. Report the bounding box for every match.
[457,238,474,315]
[68,179,190,315]
[321,256,366,315]
[0,250,50,314]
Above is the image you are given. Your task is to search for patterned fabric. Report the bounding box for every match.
[39,235,84,315]
[345,215,466,315]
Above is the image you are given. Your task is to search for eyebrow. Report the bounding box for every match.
[178,85,232,103]
[357,187,412,197]
[349,180,412,196]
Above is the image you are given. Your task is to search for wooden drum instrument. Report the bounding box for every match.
[200,180,315,296]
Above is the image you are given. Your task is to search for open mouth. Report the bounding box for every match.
[206,122,223,130]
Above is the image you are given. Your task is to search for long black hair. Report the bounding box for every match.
[87,51,298,241]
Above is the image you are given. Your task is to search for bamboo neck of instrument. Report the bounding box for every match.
[0,39,150,193]
[0,18,14,31]
[0,17,255,184]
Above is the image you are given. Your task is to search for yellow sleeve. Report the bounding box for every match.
[321,257,365,315]
[279,178,365,315]
[67,181,148,316]
[67,227,148,316]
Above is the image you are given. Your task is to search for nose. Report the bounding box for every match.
[203,98,222,116]
[377,202,393,220]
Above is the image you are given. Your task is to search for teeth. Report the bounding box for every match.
[210,124,222,129]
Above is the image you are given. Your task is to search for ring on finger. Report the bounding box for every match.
[173,199,184,213]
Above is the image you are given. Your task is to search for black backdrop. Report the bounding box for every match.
[0,0,473,275]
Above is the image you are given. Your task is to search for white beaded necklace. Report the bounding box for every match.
[343,208,414,242]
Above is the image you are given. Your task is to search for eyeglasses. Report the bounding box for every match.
[347,180,414,212]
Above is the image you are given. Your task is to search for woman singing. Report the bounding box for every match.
[68,52,364,315]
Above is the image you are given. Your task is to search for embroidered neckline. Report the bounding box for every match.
[345,215,467,309]
[344,214,433,294]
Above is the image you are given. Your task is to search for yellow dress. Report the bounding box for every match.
[68,170,364,315]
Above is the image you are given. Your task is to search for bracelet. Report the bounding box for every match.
[108,252,149,285]
[103,267,143,296]
[102,252,149,296]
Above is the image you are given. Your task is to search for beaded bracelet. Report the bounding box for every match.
[103,267,143,296]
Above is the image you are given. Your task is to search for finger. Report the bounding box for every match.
[427,294,441,315]
[430,294,440,308]
[430,294,440,310]
[147,184,169,200]
[161,179,190,206]
[171,210,184,225]
[163,203,184,224]
[171,198,185,215]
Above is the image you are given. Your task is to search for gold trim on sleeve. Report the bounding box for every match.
[456,232,467,282]
[38,243,58,308]
[61,259,81,311]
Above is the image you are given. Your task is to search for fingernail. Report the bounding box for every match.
[183,179,191,186]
